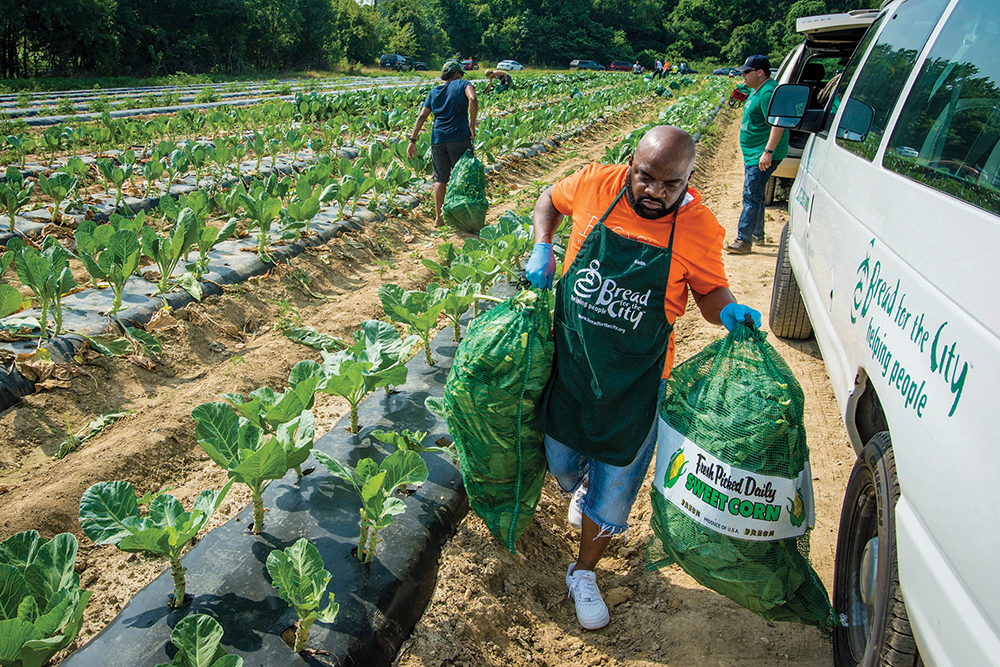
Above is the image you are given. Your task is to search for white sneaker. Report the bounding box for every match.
[567,484,586,530]
[566,564,610,630]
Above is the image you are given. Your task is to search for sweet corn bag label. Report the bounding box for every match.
[654,418,814,541]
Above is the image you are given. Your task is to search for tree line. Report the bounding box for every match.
[0,0,876,80]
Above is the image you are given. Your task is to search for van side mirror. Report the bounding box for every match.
[767,84,811,128]
[835,98,876,142]
[766,83,826,134]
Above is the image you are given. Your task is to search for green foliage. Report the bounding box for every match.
[265,539,339,653]
[76,217,143,317]
[3,236,75,338]
[0,167,34,232]
[141,207,201,295]
[314,449,428,563]
[378,284,446,367]
[369,428,458,465]
[154,614,243,667]
[0,531,91,667]
[79,480,232,608]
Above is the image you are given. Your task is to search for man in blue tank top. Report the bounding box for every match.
[407,60,478,225]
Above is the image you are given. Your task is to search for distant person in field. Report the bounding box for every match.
[632,61,642,74]
[484,69,512,94]
[408,60,478,226]
[652,58,663,79]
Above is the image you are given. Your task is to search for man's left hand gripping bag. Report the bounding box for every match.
[439,290,553,553]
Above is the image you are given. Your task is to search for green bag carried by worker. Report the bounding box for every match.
[646,323,839,627]
[439,290,553,552]
[442,150,488,233]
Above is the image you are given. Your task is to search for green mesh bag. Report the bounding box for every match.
[646,324,838,627]
[442,290,553,552]
[442,150,488,233]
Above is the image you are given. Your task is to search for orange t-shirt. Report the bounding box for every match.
[551,162,729,376]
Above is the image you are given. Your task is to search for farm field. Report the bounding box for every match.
[0,75,850,666]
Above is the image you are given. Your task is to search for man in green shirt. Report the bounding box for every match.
[725,54,788,254]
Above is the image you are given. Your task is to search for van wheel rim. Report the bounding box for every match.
[846,484,879,656]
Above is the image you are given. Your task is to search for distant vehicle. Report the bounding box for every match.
[461,59,478,71]
[569,59,604,70]
[379,54,414,72]
[497,60,524,71]
[413,61,428,71]
[608,61,633,72]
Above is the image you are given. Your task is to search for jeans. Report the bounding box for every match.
[736,160,781,242]
[544,417,658,536]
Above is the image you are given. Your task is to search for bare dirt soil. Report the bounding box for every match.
[0,100,853,666]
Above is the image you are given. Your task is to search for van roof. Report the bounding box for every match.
[796,10,879,40]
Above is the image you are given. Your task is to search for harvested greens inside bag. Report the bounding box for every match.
[646,324,838,626]
[442,150,489,233]
[441,290,553,552]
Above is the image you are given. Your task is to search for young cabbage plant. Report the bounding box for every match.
[37,172,77,224]
[0,530,92,667]
[378,284,446,366]
[4,236,76,339]
[79,479,233,609]
[77,225,142,317]
[191,402,293,535]
[141,207,200,295]
[313,449,428,563]
[143,158,165,198]
[240,188,282,261]
[313,320,418,432]
[221,360,321,476]
[266,538,339,653]
[154,614,243,667]
[185,216,238,288]
[369,428,458,465]
[426,280,480,342]
[5,134,35,168]
[0,167,34,233]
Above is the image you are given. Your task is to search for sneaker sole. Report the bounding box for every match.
[579,609,610,630]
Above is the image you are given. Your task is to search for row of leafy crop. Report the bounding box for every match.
[0,209,553,666]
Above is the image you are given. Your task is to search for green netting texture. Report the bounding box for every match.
[443,150,489,233]
[442,290,554,552]
[646,324,838,627]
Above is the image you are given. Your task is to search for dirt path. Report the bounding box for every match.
[0,98,853,666]
[393,110,853,667]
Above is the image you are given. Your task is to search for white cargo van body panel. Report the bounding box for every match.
[784,0,1000,663]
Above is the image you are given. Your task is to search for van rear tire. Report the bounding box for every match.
[768,224,813,339]
[833,433,920,667]
[764,175,776,205]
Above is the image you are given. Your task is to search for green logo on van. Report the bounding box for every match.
[794,186,809,212]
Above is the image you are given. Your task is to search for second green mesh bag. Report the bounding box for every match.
[442,150,488,233]
[442,290,553,552]
[646,323,838,626]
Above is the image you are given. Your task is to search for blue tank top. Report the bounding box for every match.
[423,79,472,144]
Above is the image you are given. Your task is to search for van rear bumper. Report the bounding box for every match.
[896,497,1000,667]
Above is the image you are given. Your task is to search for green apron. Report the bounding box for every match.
[539,185,677,466]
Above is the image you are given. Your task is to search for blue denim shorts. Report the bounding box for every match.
[544,417,658,536]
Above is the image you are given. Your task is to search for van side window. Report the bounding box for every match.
[822,14,885,135]
[885,1,1000,217]
[834,0,949,160]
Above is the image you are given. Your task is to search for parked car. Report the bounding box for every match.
[461,59,478,71]
[608,61,633,72]
[379,54,414,72]
[497,60,524,71]
[569,59,603,70]
[766,1,1000,665]
[765,8,880,203]
[412,61,428,71]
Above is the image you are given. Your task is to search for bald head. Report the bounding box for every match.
[634,125,696,173]
[625,125,696,220]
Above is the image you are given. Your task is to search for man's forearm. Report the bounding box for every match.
[532,186,564,244]
[692,286,736,325]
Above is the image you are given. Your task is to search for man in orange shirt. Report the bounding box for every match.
[525,125,760,630]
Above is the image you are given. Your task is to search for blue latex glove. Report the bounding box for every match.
[525,242,556,289]
[720,302,762,332]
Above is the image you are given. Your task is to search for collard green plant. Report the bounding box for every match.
[281,326,349,352]
[77,224,142,317]
[79,480,233,608]
[191,402,292,535]
[141,207,200,295]
[3,236,76,338]
[369,428,458,465]
[378,284,446,366]
[0,284,23,319]
[426,280,480,342]
[186,216,238,287]
[154,614,243,667]
[0,531,92,667]
[240,188,282,261]
[266,538,339,653]
[37,172,77,224]
[0,167,34,233]
[313,449,427,563]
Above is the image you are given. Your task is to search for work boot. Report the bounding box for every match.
[566,564,610,630]
[724,239,752,255]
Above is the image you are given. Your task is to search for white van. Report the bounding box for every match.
[765,0,1000,665]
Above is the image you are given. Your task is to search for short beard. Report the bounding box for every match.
[625,173,686,220]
